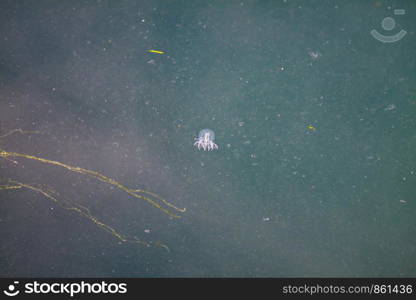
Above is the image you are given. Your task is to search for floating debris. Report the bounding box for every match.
[384,104,396,111]
[148,50,164,54]
[308,51,321,59]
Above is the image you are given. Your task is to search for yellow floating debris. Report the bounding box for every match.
[148,50,164,54]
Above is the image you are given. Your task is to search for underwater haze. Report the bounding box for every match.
[0,0,415,277]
